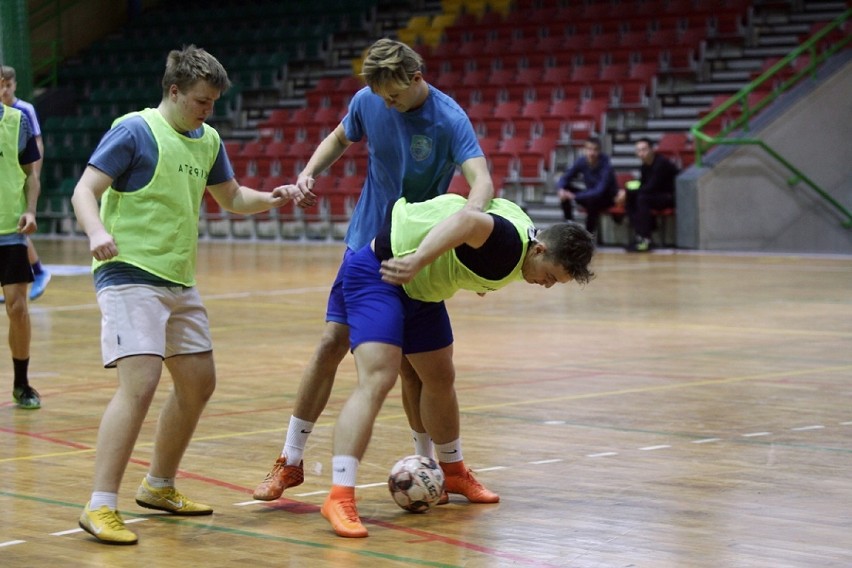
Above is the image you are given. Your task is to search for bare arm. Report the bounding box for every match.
[379,208,495,285]
[459,155,494,212]
[17,162,40,234]
[206,178,293,214]
[32,135,44,180]
[291,123,353,207]
[71,166,118,260]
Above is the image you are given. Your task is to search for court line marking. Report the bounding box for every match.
[3,361,850,463]
[4,414,848,565]
[1,490,560,568]
[0,540,26,548]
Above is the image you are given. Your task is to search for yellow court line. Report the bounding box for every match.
[459,364,852,412]
[449,311,852,339]
[3,364,850,464]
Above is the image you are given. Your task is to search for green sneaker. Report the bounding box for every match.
[13,385,41,409]
[79,502,138,545]
[135,478,213,515]
[627,237,651,253]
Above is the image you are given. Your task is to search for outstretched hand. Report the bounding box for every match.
[269,184,298,207]
[293,173,318,208]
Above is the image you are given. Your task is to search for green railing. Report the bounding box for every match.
[29,0,91,90]
[691,8,852,228]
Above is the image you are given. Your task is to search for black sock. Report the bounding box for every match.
[13,358,29,390]
[32,261,44,276]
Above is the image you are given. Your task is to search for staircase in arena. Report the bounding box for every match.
[526,0,848,235]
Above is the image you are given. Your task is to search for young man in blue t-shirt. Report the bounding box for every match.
[253,39,499,509]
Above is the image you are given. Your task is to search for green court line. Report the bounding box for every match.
[0,491,461,567]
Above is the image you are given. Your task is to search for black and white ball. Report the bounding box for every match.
[387,455,445,513]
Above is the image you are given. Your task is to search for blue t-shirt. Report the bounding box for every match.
[342,84,482,251]
[88,113,233,191]
[12,98,41,138]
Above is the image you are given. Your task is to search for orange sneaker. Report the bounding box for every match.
[437,490,450,505]
[253,456,304,501]
[321,487,368,538]
[442,466,500,503]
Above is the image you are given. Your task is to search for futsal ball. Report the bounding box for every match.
[387,455,445,513]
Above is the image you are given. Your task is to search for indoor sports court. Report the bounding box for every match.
[2,239,850,567]
[2,0,851,565]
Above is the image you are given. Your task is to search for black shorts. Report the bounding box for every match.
[0,244,34,286]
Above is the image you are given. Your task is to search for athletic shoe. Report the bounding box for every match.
[29,270,52,301]
[442,467,500,503]
[321,487,368,538]
[134,478,213,515]
[437,490,450,505]
[12,385,41,409]
[626,236,651,253]
[78,502,138,545]
[252,456,304,500]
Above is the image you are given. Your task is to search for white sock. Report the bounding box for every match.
[90,491,118,510]
[283,416,314,465]
[146,474,174,488]
[331,455,359,487]
[434,439,463,464]
[412,430,434,459]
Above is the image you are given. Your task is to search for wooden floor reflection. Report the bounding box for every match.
[2,238,851,567]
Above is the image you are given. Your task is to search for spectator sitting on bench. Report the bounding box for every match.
[554,136,618,237]
[615,137,679,252]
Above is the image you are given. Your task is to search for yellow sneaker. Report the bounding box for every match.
[78,502,138,545]
[134,478,213,516]
[321,486,368,538]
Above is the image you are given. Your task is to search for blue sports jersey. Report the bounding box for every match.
[341,84,482,251]
[11,98,41,138]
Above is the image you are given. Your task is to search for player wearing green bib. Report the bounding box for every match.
[72,45,296,545]
[321,194,596,537]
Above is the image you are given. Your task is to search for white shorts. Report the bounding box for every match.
[96,284,213,368]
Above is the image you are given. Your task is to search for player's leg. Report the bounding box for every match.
[27,238,51,301]
[4,244,38,408]
[135,351,216,516]
[399,358,435,457]
[254,253,352,500]
[80,354,162,545]
[322,246,403,537]
[404,304,499,505]
[408,348,498,504]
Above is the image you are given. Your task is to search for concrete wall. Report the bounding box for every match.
[677,53,852,254]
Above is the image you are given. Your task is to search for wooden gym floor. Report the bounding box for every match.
[1,238,851,567]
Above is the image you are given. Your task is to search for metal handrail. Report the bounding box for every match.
[690,9,852,228]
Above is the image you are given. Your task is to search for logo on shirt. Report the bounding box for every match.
[410,135,432,162]
[178,163,209,180]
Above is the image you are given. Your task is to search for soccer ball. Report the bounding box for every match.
[387,455,445,513]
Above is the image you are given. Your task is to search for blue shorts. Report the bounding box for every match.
[343,245,453,355]
[325,248,353,325]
